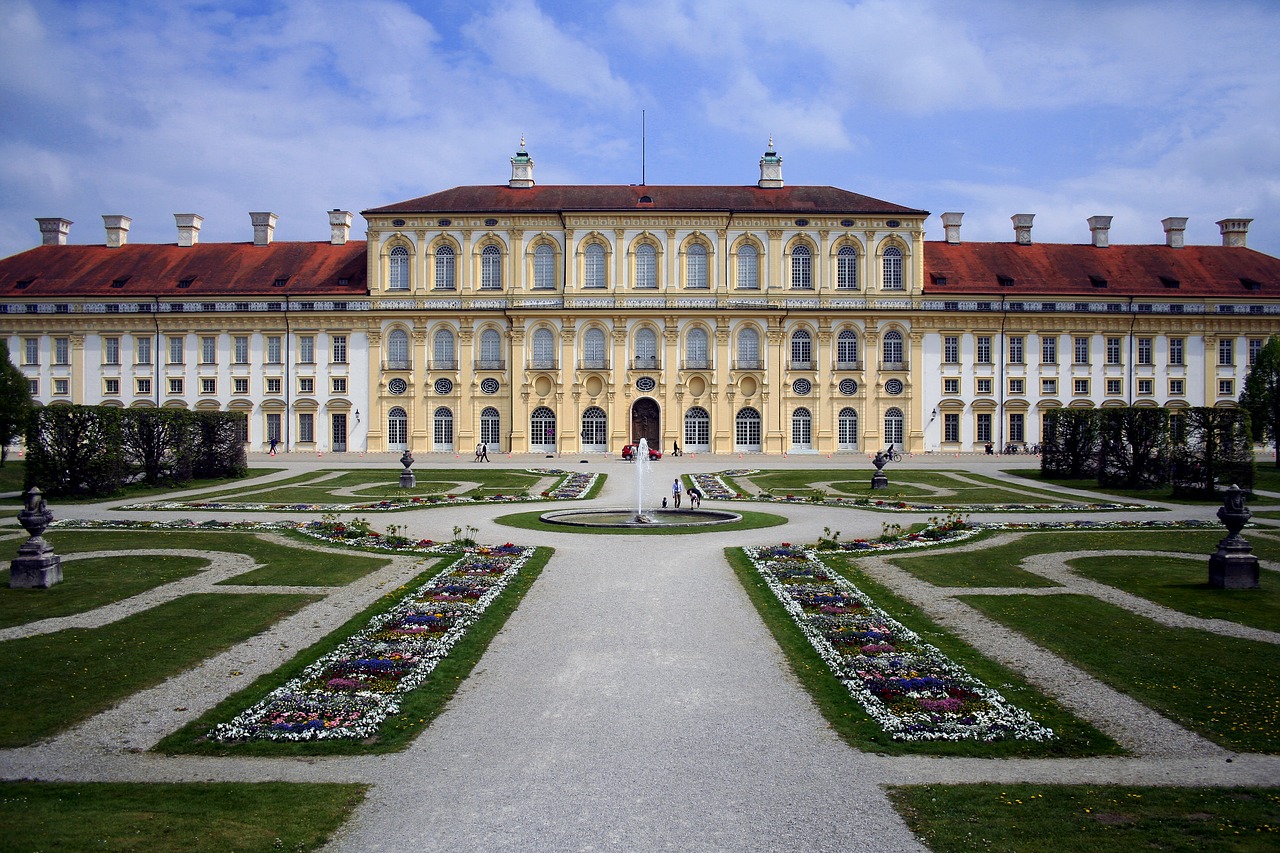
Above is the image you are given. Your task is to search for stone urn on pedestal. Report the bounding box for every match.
[399,450,416,489]
[10,487,62,588]
[1208,483,1259,589]
[871,450,889,491]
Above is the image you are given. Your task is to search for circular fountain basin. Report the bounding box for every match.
[540,507,742,529]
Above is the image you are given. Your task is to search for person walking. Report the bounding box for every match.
[475,441,489,462]
[672,477,682,508]
[269,437,278,456]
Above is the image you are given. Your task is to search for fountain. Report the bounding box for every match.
[634,437,653,523]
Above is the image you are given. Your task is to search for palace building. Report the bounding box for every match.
[2,142,1278,456]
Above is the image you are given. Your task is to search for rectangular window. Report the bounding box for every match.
[1106,378,1122,395]
[976,336,992,364]
[332,335,348,363]
[266,377,281,394]
[1074,336,1089,364]
[976,378,992,395]
[168,378,183,395]
[332,377,347,394]
[28,379,38,395]
[299,413,314,443]
[201,336,217,364]
[104,337,120,365]
[266,413,281,442]
[1218,338,1234,366]
[103,378,120,396]
[1106,337,1122,365]
[1009,378,1024,395]
[233,377,249,394]
[54,337,69,365]
[1041,337,1057,365]
[1169,338,1184,366]
[1170,378,1185,396]
[168,336,184,364]
[298,377,314,394]
[23,338,38,365]
[1042,378,1057,395]
[267,336,282,364]
[1137,337,1153,365]
[53,378,69,395]
[1009,413,1025,443]
[976,413,992,443]
[1219,379,1234,397]
[1074,378,1090,395]
[299,335,315,364]
[943,413,959,442]
[1137,378,1154,395]
[136,378,151,395]
[136,337,151,365]
[1008,336,1024,364]
[943,336,959,363]
[1249,338,1264,365]
[943,377,960,395]
[234,336,249,364]
[201,377,216,394]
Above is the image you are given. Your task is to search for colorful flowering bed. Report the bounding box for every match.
[210,543,534,741]
[744,543,1054,742]
[117,468,598,512]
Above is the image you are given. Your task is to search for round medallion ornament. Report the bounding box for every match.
[885,379,904,396]
[388,378,407,395]
[839,378,859,396]
[792,378,812,395]
[480,378,500,395]
[433,378,454,395]
[636,376,656,392]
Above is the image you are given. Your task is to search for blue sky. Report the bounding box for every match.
[2,0,1279,259]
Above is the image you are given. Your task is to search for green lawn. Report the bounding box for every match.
[959,594,1280,753]
[889,783,1280,853]
[0,781,365,852]
[728,469,1095,505]
[0,592,319,747]
[185,468,559,504]
[0,459,25,493]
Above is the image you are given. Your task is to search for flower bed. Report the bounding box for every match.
[211,543,534,741]
[744,544,1054,743]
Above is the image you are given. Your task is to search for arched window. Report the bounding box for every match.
[882,330,904,366]
[838,408,858,449]
[531,406,556,451]
[792,407,812,449]
[737,244,759,289]
[882,246,903,290]
[433,406,454,450]
[686,243,708,289]
[791,330,812,368]
[635,243,657,289]
[581,406,607,450]
[583,243,605,289]
[635,327,658,369]
[481,244,502,289]
[433,328,456,369]
[531,328,556,369]
[686,327,709,369]
[837,245,858,289]
[583,328,606,368]
[737,327,760,369]
[479,329,502,369]
[684,406,711,451]
[735,407,762,451]
[387,406,408,450]
[837,330,859,367]
[480,406,500,449]
[791,244,812,289]
[884,407,904,447]
[388,245,409,290]
[387,328,409,369]
[435,245,455,290]
[533,244,555,290]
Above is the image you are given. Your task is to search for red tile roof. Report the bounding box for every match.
[365,184,928,216]
[0,242,367,298]
[923,241,1280,298]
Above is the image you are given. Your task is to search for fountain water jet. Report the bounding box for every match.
[634,438,653,522]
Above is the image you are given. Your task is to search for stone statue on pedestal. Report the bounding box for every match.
[10,487,63,588]
[399,450,416,489]
[1208,483,1259,589]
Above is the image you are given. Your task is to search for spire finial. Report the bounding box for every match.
[520,133,526,149]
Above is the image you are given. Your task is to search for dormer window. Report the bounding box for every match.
[111,278,128,288]
[997,275,1015,287]
[338,277,350,286]
[930,273,947,286]
[1089,275,1107,288]
[1241,278,1262,291]
[273,277,289,287]
[1160,276,1180,289]
[177,277,194,289]
[15,279,31,290]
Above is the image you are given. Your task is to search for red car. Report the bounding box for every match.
[621,443,662,461]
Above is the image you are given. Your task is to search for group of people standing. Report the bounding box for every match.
[670,477,702,508]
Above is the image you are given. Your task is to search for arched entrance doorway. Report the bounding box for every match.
[630,397,660,448]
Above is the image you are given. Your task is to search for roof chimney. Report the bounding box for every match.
[250,212,277,246]
[1162,216,1188,248]
[758,137,783,188]
[1217,218,1252,248]
[36,217,72,246]
[1087,215,1113,248]
[175,214,203,247]
[509,136,534,189]
[941,212,963,244]
[102,215,131,248]
[329,209,353,245]
[1012,213,1034,245]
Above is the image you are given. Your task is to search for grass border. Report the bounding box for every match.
[494,508,788,534]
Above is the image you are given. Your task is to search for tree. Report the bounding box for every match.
[0,341,33,465]
[1240,336,1280,468]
